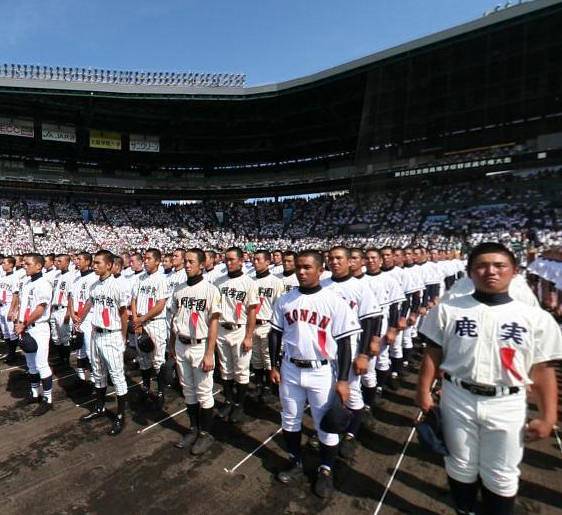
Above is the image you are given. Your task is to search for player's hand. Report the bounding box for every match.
[419,307,427,316]
[269,367,281,385]
[525,419,556,441]
[242,337,253,353]
[201,352,214,372]
[335,380,350,403]
[15,322,25,336]
[416,390,434,413]
[64,314,70,324]
[353,354,369,375]
[397,317,407,331]
[7,311,16,322]
[369,336,381,357]
[427,301,435,309]
[407,314,417,326]
[134,327,143,336]
[74,322,81,332]
[133,317,144,330]
[385,327,397,345]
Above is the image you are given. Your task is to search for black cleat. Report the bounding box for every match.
[33,400,54,417]
[191,432,215,456]
[175,428,198,450]
[314,467,334,498]
[339,434,357,459]
[81,407,106,421]
[229,404,250,424]
[154,392,165,410]
[277,460,304,485]
[373,387,385,407]
[388,374,400,391]
[217,401,232,420]
[308,432,320,451]
[26,395,42,405]
[108,415,124,436]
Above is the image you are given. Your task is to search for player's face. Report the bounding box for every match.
[172,251,184,269]
[393,251,404,267]
[381,250,394,268]
[131,256,143,271]
[205,253,214,270]
[121,254,130,267]
[225,251,243,273]
[414,249,424,263]
[76,255,90,272]
[469,252,516,294]
[403,249,414,265]
[93,256,112,278]
[15,256,22,267]
[162,256,173,270]
[349,252,364,274]
[185,252,203,277]
[328,249,350,277]
[111,261,122,275]
[2,259,13,273]
[365,251,382,273]
[272,251,282,265]
[282,255,295,273]
[54,256,69,272]
[45,257,54,269]
[430,250,439,262]
[296,256,322,288]
[143,253,159,273]
[253,254,269,273]
[25,258,42,276]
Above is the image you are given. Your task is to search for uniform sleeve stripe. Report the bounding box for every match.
[270,322,283,332]
[358,311,383,320]
[334,328,363,340]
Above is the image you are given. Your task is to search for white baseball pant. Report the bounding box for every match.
[0,304,16,340]
[389,329,403,359]
[345,338,364,410]
[280,359,339,446]
[441,380,526,497]
[51,307,71,346]
[175,339,214,409]
[24,323,52,378]
[76,317,93,361]
[137,318,167,371]
[49,314,58,344]
[251,322,272,370]
[91,328,128,396]
[363,317,390,387]
[217,325,251,384]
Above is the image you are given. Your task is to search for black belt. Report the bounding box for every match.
[52,305,66,311]
[289,357,328,368]
[444,373,520,397]
[95,327,120,334]
[178,335,205,345]
[255,319,270,326]
[221,323,242,330]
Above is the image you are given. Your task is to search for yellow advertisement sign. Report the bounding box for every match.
[89,130,122,150]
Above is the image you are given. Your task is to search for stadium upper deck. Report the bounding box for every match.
[0,0,561,199]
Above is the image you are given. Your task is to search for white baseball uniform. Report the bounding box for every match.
[70,270,98,371]
[278,271,300,294]
[165,267,187,336]
[0,271,18,341]
[50,270,72,347]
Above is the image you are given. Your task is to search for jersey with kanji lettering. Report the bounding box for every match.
[70,271,98,320]
[360,272,405,317]
[277,271,299,294]
[115,274,132,306]
[253,271,285,321]
[166,267,187,309]
[43,268,60,288]
[320,276,381,321]
[133,270,170,320]
[420,294,562,387]
[215,273,259,325]
[89,275,128,330]
[19,274,53,324]
[51,270,72,307]
[0,271,17,307]
[271,287,362,361]
[170,278,222,339]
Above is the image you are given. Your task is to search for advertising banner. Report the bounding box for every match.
[90,130,121,150]
[0,117,34,138]
[42,123,76,143]
[130,134,159,152]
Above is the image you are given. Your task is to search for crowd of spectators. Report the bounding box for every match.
[0,170,559,256]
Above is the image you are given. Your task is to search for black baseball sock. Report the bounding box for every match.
[282,429,302,462]
[116,393,127,418]
[94,386,107,411]
[390,357,403,375]
[235,382,248,406]
[41,376,53,403]
[448,476,478,515]
[319,442,338,470]
[346,408,363,437]
[481,485,515,515]
[157,365,168,395]
[222,379,234,403]
[254,368,264,387]
[141,368,152,390]
[199,407,214,434]
[362,386,376,406]
[376,368,390,388]
[29,372,41,398]
[186,403,200,430]
[7,339,17,357]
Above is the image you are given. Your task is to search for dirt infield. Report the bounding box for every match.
[0,342,560,515]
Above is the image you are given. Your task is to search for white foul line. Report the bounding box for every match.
[224,427,283,474]
[53,371,76,383]
[373,379,438,515]
[136,388,221,435]
[554,426,562,456]
[0,365,26,373]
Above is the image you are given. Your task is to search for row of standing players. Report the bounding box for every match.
[0,245,464,497]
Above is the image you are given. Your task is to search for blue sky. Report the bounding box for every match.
[2,0,506,85]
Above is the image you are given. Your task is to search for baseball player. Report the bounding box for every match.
[417,242,562,514]
[269,250,361,498]
[203,250,224,284]
[162,253,173,275]
[215,247,259,424]
[165,248,187,338]
[131,248,170,409]
[44,253,60,345]
[15,253,54,416]
[169,248,220,455]
[121,252,134,278]
[270,249,284,276]
[0,256,18,364]
[251,250,284,402]
[321,246,381,458]
[278,251,299,293]
[78,250,129,435]
[68,252,98,386]
[51,254,72,368]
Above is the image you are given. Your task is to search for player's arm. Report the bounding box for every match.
[335,335,352,403]
[242,303,257,352]
[8,292,19,321]
[268,327,283,384]
[75,299,93,331]
[416,338,442,413]
[68,296,80,325]
[398,294,411,330]
[202,313,219,372]
[527,361,559,440]
[15,303,48,336]
[119,306,128,343]
[407,291,421,325]
[138,298,166,326]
